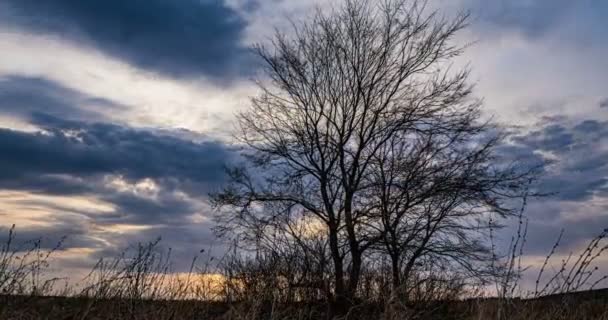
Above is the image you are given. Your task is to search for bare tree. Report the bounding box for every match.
[211,0,535,312]
[366,121,534,296]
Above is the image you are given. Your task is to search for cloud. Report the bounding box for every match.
[0,111,238,230]
[0,114,236,270]
[87,223,223,271]
[510,118,608,201]
[0,202,221,272]
[0,0,255,80]
[0,218,100,252]
[462,0,608,41]
[0,0,606,278]
[513,124,575,152]
[0,115,233,187]
[468,0,573,37]
[98,188,203,225]
[0,75,126,123]
[490,116,608,259]
[0,72,240,267]
[442,0,608,125]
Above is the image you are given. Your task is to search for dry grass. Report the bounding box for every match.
[1,225,608,320]
[2,294,608,320]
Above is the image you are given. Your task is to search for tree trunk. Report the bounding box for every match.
[348,240,362,297]
[344,198,362,299]
[328,224,345,299]
[328,224,350,317]
[391,252,401,291]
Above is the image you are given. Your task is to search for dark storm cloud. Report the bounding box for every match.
[0,73,239,260]
[0,0,255,79]
[0,174,94,196]
[0,115,232,187]
[600,98,608,108]
[494,139,546,168]
[0,75,124,122]
[492,117,608,257]
[510,118,608,202]
[99,191,202,225]
[0,113,236,229]
[513,124,575,152]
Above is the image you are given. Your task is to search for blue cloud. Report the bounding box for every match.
[0,75,125,123]
[465,0,608,41]
[510,118,608,201]
[0,74,237,255]
[0,115,233,190]
[1,0,255,80]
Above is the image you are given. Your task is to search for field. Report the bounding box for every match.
[2,1,608,319]
[2,290,608,320]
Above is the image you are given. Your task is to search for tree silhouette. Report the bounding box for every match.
[211,0,537,314]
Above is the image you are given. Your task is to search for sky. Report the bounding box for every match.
[0,0,607,284]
